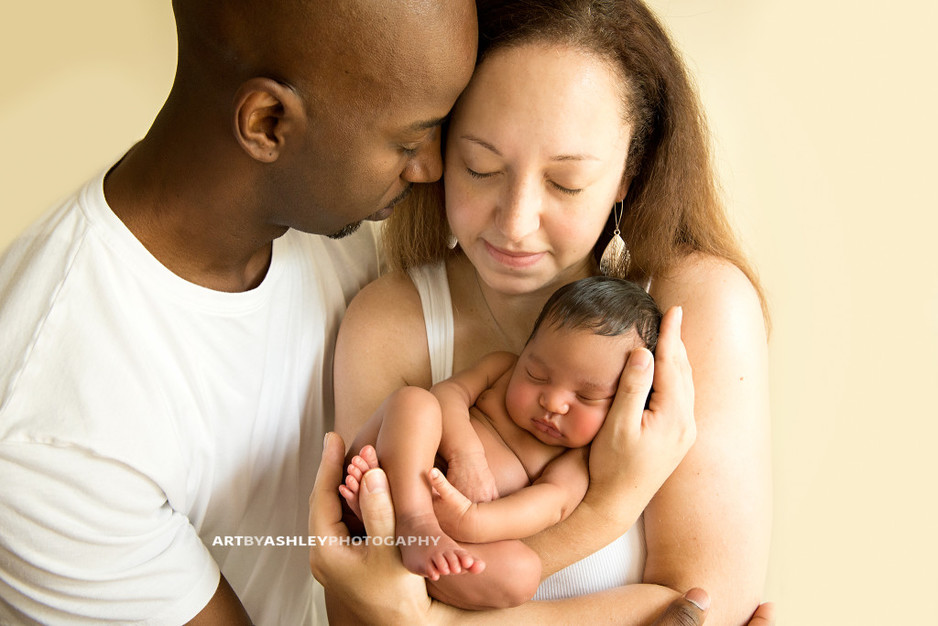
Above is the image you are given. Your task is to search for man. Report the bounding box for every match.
[0,1,474,623]
[0,0,771,623]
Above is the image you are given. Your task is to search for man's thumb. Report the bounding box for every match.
[650,588,710,626]
[359,469,396,542]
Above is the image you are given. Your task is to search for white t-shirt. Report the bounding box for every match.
[0,170,382,624]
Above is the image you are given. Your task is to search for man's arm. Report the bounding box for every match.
[0,442,224,624]
[186,576,251,625]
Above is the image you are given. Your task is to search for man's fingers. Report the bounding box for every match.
[309,432,349,537]
[650,588,710,626]
[358,468,397,548]
[748,602,776,625]
[308,432,351,582]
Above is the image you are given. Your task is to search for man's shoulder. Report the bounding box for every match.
[283,222,384,299]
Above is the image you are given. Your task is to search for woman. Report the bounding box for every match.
[334,0,771,622]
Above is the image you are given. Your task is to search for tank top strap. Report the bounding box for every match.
[407,262,454,384]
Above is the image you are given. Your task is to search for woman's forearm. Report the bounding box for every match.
[439,583,682,626]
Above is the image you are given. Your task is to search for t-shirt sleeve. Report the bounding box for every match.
[0,441,220,625]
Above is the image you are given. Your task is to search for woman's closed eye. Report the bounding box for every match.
[548,180,583,196]
[467,167,498,179]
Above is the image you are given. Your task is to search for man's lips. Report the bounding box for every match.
[484,241,545,269]
[368,184,413,221]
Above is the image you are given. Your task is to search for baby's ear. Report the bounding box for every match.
[232,78,305,163]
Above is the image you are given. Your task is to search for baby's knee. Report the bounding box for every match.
[383,386,438,418]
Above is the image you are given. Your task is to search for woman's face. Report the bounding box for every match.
[444,42,632,295]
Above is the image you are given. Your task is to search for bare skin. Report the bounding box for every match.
[342,445,482,581]
[338,320,690,611]
[312,433,777,624]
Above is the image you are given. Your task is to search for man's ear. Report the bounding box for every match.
[232,78,305,163]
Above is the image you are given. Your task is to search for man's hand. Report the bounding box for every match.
[651,589,777,626]
[309,432,435,625]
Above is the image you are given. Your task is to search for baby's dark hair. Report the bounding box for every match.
[528,276,662,352]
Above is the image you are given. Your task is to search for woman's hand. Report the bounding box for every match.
[586,306,697,518]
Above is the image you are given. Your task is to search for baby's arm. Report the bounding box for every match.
[432,351,516,502]
[430,447,590,544]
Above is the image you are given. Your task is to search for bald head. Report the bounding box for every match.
[158,0,477,237]
[171,0,476,102]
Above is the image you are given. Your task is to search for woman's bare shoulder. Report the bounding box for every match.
[337,269,432,385]
[652,253,763,324]
[650,252,768,357]
[345,270,424,324]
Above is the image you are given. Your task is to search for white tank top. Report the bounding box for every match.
[408,262,646,600]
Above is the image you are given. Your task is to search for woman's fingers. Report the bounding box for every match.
[651,306,693,400]
[602,347,654,443]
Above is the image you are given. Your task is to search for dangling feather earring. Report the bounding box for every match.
[599,201,631,277]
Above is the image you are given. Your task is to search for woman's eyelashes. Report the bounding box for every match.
[466,167,584,196]
[549,181,582,196]
[466,167,496,179]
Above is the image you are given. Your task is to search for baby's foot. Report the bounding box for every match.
[338,445,379,520]
[397,513,485,581]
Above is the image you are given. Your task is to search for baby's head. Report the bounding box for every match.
[505,276,662,448]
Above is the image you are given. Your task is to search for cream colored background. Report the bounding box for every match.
[2,1,936,623]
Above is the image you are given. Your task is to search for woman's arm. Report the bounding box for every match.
[520,255,770,623]
[334,272,433,445]
[641,254,772,625]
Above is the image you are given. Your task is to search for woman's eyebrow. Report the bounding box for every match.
[461,134,598,162]
[551,153,599,162]
[460,134,502,156]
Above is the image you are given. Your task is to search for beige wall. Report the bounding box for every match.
[2,1,936,623]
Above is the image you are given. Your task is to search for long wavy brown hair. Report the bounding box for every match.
[383,0,768,324]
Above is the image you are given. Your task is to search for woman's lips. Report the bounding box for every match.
[484,241,545,269]
[532,418,562,439]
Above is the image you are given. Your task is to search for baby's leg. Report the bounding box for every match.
[427,539,542,610]
[343,386,482,580]
[377,387,483,580]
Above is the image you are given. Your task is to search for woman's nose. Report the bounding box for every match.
[496,178,541,242]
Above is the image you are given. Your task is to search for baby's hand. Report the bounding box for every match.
[445,451,499,503]
[429,468,481,542]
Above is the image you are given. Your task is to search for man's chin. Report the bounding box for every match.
[327,221,362,240]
